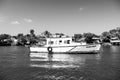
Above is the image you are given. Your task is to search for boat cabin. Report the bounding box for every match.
[46,37,73,46]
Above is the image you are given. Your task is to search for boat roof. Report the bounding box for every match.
[46,36,72,39]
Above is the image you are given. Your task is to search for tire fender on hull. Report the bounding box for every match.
[47,47,53,53]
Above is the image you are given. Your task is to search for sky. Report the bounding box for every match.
[0,0,120,36]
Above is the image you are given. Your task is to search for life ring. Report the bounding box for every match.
[47,47,53,53]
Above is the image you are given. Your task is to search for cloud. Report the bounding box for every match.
[11,21,20,24]
[24,18,32,23]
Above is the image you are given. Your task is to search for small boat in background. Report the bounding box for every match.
[110,37,120,46]
[30,37,101,54]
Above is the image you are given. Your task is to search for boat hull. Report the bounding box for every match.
[30,44,101,54]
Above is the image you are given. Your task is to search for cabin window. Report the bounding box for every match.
[48,41,54,45]
[64,40,67,44]
[59,40,62,43]
[67,40,70,44]
[64,40,70,44]
[59,40,62,44]
[72,38,75,41]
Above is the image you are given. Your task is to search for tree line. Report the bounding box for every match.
[0,27,120,46]
[0,30,56,46]
[101,27,120,43]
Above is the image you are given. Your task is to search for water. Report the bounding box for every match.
[0,46,120,80]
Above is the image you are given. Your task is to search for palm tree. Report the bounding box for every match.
[74,34,83,42]
[43,30,51,38]
[29,29,38,45]
[30,29,35,37]
[30,29,34,34]
[83,33,95,43]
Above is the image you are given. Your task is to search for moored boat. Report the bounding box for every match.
[30,37,101,53]
[110,37,120,45]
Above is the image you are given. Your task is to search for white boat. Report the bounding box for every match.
[110,37,120,45]
[30,37,101,53]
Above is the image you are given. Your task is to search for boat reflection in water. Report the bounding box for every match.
[30,52,102,69]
